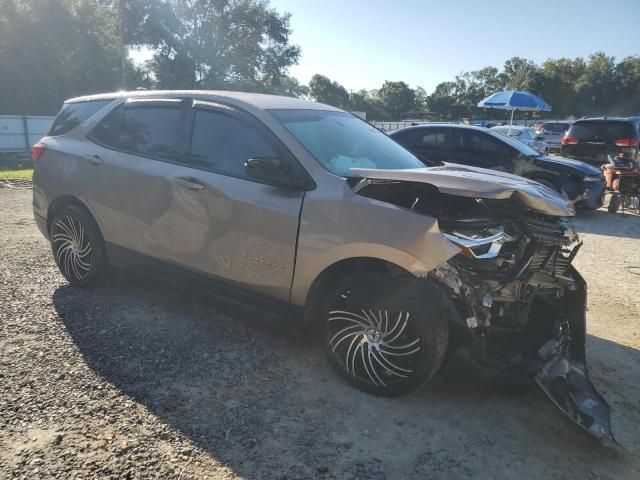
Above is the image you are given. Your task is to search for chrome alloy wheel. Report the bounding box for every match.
[327,309,422,387]
[52,214,93,281]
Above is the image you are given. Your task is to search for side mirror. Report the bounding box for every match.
[244,157,307,190]
[536,135,545,141]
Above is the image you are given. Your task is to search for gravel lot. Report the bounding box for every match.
[1,184,639,479]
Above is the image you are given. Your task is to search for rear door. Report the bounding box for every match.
[393,127,450,165]
[86,98,191,254]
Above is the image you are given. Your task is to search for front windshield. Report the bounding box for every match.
[489,128,541,156]
[269,109,424,176]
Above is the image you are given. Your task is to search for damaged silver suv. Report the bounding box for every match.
[33,91,612,442]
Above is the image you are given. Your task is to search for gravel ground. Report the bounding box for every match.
[1,184,639,479]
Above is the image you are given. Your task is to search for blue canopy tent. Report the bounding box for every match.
[478,90,551,131]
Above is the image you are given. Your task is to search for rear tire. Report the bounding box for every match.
[50,205,107,287]
[319,274,448,397]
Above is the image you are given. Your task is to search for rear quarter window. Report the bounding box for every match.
[48,100,111,136]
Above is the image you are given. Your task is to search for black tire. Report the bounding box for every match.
[608,195,621,213]
[319,274,448,397]
[50,205,107,287]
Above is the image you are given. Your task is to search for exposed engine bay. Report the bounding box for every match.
[355,179,614,443]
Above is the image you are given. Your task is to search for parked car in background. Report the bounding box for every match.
[31,91,612,441]
[490,125,548,154]
[561,117,640,167]
[389,124,605,209]
[534,121,572,152]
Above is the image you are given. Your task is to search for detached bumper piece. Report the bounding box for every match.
[536,351,614,444]
[534,270,614,444]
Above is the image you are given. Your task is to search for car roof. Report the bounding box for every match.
[575,116,639,123]
[491,125,529,131]
[390,123,492,135]
[65,90,340,112]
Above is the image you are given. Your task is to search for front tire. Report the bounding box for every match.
[320,274,448,397]
[50,205,107,287]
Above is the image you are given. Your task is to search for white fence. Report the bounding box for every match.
[0,115,55,153]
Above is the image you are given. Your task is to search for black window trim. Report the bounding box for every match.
[48,99,112,137]
[87,97,191,164]
[87,96,315,190]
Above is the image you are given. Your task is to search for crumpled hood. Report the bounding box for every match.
[351,164,575,217]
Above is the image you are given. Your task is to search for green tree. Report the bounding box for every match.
[427,81,467,120]
[576,52,617,115]
[615,56,640,114]
[503,57,542,92]
[308,74,349,108]
[348,89,386,120]
[268,75,309,98]
[377,81,416,119]
[539,57,586,117]
[0,0,140,114]
[143,0,300,91]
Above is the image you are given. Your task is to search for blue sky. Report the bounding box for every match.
[269,0,640,92]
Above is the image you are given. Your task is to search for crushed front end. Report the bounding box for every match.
[431,206,614,443]
[352,169,614,442]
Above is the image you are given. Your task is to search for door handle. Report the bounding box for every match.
[176,177,205,191]
[84,154,103,166]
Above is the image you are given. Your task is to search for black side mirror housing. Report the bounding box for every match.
[536,135,545,141]
[244,157,308,190]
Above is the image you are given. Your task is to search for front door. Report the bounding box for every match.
[152,102,305,302]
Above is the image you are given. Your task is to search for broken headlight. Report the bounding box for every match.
[442,226,515,260]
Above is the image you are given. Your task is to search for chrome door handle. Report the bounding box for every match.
[176,177,205,191]
[84,154,103,166]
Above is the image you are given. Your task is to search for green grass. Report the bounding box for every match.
[0,168,33,180]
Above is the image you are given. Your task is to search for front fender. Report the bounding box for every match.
[290,187,460,306]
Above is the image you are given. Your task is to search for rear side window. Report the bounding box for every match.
[543,123,568,133]
[188,109,278,178]
[454,130,512,156]
[420,129,447,147]
[119,106,183,160]
[568,121,635,143]
[89,104,124,147]
[48,100,110,136]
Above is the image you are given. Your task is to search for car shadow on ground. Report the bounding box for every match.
[575,208,640,239]
[52,273,639,479]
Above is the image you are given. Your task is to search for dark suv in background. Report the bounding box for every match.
[390,124,605,210]
[561,117,640,167]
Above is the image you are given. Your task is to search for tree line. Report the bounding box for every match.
[1,0,638,120]
[308,53,640,121]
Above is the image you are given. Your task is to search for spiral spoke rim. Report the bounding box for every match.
[327,305,422,388]
[52,214,93,281]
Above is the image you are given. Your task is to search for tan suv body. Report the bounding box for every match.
[32,91,612,442]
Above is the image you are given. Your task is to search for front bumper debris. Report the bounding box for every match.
[534,268,614,444]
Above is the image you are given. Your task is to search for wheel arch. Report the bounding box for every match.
[303,257,414,326]
[47,195,103,240]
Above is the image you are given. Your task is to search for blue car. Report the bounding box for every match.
[390,124,605,210]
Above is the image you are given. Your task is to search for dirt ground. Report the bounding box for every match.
[1,185,639,479]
